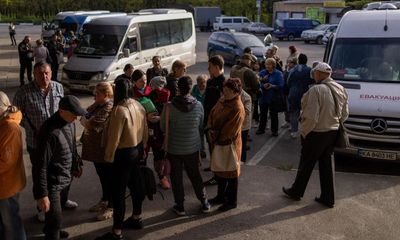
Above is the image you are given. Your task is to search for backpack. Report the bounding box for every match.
[140,166,157,200]
[230,65,250,92]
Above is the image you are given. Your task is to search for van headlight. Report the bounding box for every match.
[92,72,110,81]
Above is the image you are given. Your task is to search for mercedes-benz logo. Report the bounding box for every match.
[370,118,387,134]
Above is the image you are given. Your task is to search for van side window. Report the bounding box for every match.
[243,19,250,23]
[139,18,193,50]
[222,18,232,23]
[124,37,137,53]
[233,18,241,23]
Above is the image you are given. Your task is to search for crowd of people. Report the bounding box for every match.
[0,39,348,240]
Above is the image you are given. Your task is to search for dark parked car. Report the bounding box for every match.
[272,18,320,41]
[207,31,266,65]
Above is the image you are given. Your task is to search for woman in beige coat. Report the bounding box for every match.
[206,78,245,211]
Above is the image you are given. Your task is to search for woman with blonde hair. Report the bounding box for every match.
[80,82,114,221]
[166,60,187,100]
[0,91,27,239]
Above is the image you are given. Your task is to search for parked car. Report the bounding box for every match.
[244,22,274,34]
[322,27,337,44]
[207,31,266,65]
[362,1,400,10]
[301,24,338,44]
[272,18,320,41]
[213,16,252,31]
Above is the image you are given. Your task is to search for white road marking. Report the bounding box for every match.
[246,128,289,166]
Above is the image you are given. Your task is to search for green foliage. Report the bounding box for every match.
[346,0,371,9]
[0,0,274,25]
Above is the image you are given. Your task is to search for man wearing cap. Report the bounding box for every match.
[230,53,259,99]
[33,95,86,240]
[13,62,79,221]
[282,62,348,208]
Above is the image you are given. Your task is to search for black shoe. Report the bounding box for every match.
[203,167,211,172]
[172,204,186,216]
[60,230,69,239]
[208,196,225,205]
[272,132,279,137]
[200,151,207,159]
[122,217,143,229]
[95,232,124,240]
[282,187,301,201]
[256,130,265,135]
[314,197,334,208]
[218,203,237,212]
[203,177,217,186]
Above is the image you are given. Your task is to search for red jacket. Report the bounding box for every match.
[132,85,152,99]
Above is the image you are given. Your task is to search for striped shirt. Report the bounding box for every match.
[13,81,64,149]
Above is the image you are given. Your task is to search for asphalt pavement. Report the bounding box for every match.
[1,25,400,240]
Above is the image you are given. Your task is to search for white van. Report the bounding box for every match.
[41,11,110,43]
[213,16,252,31]
[324,10,400,161]
[61,9,196,92]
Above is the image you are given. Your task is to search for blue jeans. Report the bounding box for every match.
[0,193,27,240]
[290,109,301,133]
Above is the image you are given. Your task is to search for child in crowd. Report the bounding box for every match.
[191,74,208,158]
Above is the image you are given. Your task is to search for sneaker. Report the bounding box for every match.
[95,232,123,240]
[89,200,107,212]
[63,199,78,210]
[97,208,113,221]
[290,132,298,139]
[201,200,211,213]
[281,122,290,128]
[172,205,186,216]
[272,132,279,137]
[122,217,143,229]
[37,211,45,222]
[159,176,171,189]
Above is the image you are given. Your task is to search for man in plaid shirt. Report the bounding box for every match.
[13,62,78,223]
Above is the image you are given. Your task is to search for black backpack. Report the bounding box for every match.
[140,166,157,201]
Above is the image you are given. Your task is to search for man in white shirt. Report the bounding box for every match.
[282,62,349,208]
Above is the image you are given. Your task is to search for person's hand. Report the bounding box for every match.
[147,112,160,123]
[37,196,50,212]
[263,83,272,89]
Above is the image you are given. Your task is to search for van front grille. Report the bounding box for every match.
[64,69,98,81]
[344,115,400,138]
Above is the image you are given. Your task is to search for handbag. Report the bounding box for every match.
[211,143,239,172]
[323,83,350,149]
[270,88,287,112]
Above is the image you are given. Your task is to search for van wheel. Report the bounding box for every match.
[288,34,295,41]
[316,36,323,45]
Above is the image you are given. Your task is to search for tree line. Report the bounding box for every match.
[0,0,277,24]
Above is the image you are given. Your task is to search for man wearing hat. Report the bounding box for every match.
[230,53,259,99]
[33,95,87,239]
[282,62,348,208]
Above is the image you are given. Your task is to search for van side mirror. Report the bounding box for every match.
[123,48,130,58]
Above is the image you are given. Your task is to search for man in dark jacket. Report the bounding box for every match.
[18,36,33,86]
[230,54,259,99]
[33,95,86,240]
[203,55,225,185]
[47,34,62,82]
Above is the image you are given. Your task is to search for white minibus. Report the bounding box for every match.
[61,9,196,93]
[324,10,400,161]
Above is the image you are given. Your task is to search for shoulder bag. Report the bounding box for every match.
[210,120,239,172]
[323,83,350,149]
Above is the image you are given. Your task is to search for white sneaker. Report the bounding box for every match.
[37,211,45,222]
[290,132,298,139]
[64,200,78,209]
[281,122,290,128]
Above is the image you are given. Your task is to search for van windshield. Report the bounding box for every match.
[330,38,400,82]
[75,25,126,56]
